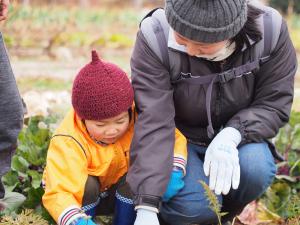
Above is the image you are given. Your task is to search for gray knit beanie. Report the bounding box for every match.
[165,0,248,43]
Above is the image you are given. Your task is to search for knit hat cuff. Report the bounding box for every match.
[165,2,248,43]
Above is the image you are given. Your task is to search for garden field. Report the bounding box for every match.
[0,2,299,225]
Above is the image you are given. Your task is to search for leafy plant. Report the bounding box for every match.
[2,115,59,223]
[0,192,26,216]
[259,111,300,221]
[199,180,227,225]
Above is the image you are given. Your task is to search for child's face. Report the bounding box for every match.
[85,111,130,144]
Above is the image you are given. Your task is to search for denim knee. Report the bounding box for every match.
[237,142,277,203]
[161,196,222,225]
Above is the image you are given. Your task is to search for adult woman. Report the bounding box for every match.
[127,0,297,225]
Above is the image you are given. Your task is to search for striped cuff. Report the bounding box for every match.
[81,196,101,213]
[116,191,134,205]
[58,205,86,225]
[173,155,187,176]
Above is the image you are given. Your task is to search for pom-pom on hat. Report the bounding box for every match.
[72,50,134,120]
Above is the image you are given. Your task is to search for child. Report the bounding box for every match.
[42,50,187,225]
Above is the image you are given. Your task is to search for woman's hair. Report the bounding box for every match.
[128,107,133,122]
[232,4,264,51]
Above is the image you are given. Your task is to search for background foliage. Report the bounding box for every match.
[269,0,300,14]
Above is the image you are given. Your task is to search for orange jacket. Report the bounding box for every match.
[42,108,187,225]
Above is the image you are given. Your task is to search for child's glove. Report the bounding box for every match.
[73,217,98,225]
[162,168,184,202]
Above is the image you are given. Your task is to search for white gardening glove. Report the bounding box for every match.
[203,127,241,195]
[134,208,160,225]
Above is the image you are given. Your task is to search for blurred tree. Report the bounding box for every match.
[22,0,30,5]
[14,0,164,7]
[79,0,90,7]
[269,0,300,14]
[133,0,143,8]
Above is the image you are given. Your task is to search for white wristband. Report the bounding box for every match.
[135,205,159,213]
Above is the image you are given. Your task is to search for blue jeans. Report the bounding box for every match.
[160,142,276,225]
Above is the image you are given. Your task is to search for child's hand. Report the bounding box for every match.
[162,168,184,202]
[74,217,98,225]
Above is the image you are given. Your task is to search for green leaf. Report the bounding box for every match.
[23,187,44,209]
[288,151,299,165]
[0,191,26,214]
[274,125,292,153]
[291,124,300,149]
[263,182,291,217]
[2,171,19,192]
[11,155,29,173]
[275,175,297,183]
[257,201,284,224]
[31,129,50,146]
[290,159,300,177]
[27,170,43,189]
[288,111,300,128]
[18,144,46,166]
[292,181,300,189]
[18,130,26,144]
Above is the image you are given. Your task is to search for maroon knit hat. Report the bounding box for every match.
[72,50,134,120]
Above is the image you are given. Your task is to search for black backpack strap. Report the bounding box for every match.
[140,8,170,70]
[173,59,260,85]
[253,3,282,63]
[139,7,161,26]
[262,12,272,61]
[151,16,170,68]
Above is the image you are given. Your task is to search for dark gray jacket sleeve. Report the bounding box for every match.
[226,21,297,144]
[0,32,24,198]
[126,31,175,208]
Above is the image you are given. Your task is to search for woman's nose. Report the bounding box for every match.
[186,44,199,56]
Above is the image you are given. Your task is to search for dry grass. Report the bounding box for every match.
[0,209,48,225]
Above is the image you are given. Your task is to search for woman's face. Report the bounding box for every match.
[85,111,130,144]
[174,31,228,57]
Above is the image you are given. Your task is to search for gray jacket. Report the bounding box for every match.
[127,9,297,208]
[0,32,24,198]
